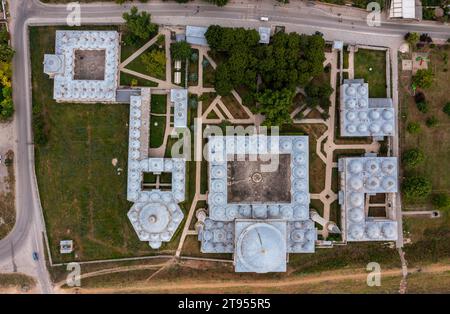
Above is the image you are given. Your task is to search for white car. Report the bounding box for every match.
[260,16,269,22]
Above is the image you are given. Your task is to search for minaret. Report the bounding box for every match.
[310,210,341,234]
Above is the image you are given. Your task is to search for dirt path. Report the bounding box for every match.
[59,263,450,294]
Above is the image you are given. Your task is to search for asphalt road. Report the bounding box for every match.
[1,0,449,293]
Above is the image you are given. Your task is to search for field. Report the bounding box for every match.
[0,151,15,239]
[399,45,450,207]
[354,48,387,98]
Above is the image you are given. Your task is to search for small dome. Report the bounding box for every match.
[280,206,293,219]
[382,160,396,174]
[280,139,292,151]
[382,223,396,238]
[366,223,381,239]
[350,193,364,207]
[293,139,305,151]
[212,206,226,220]
[291,230,305,243]
[349,160,363,174]
[369,123,381,133]
[294,192,307,204]
[358,99,368,108]
[346,86,357,96]
[358,111,368,120]
[347,124,357,134]
[349,208,364,223]
[211,166,226,178]
[226,205,239,220]
[253,205,267,218]
[293,179,306,191]
[358,85,368,95]
[365,160,380,173]
[239,205,252,218]
[367,176,380,190]
[212,193,226,205]
[203,230,213,241]
[293,167,307,178]
[382,123,393,134]
[358,123,368,133]
[346,99,357,109]
[268,205,280,218]
[293,205,308,220]
[369,110,381,120]
[349,224,365,240]
[294,153,306,165]
[382,109,393,120]
[382,176,396,190]
[212,179,226,192]
[349,176,363,190]
[346,111,357,121]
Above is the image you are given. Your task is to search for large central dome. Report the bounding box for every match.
[237,223,285,273]
[139,203,171,234]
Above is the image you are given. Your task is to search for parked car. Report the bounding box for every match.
[32,252,39,261]
[260,16,269,22]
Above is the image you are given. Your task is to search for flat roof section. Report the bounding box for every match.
[227,154,292,204]
[73,49,106,81]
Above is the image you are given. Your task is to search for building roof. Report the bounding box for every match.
[170,89,188,128]
[390,0,416,19]
[200,135,317,272]
[339,157,399,242]
[126,92,186,249]
[47,30,120,102]
[258,27,271,44]
[340,79,395,137]
[186,26,208,46]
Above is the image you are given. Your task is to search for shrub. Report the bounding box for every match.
[412,69,434,89]
[414,91,426,103]
[416,101,429,113]
[402,176,432,199]
[425,115,438,128]
[407,122,421,134]
[443,102,450,116]
[432,193,450,210]
[402,148,425,167]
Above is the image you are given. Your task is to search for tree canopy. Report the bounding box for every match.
[402,148,425,167]
[412,69,434,89]
[171,41,192,60]
[403,176,432,199]
[122,6,157,44]
[255,89,295,127]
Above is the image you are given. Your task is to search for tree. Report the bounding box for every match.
[122,6,157,44]
[416,101,429,113]
[141,50,166,79]
[305,78,333,110]
[0,44,14,63]
[207,0,229,6]
[402,176,432,199]
[443,102,450,116]
[171,41,192,60]
[412,69,434,89]
[426,115,439,128]
[432,193,450,210]
[402,148,425,167]
[405,32,420,48]
[256,88,295,126]
[407,122,421,134]
[214,64,233,96]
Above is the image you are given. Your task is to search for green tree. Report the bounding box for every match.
[402,176,432,199]
[443,102,450,116]
[171,41,192,60]
[305,78,333,110]
[122,6,157,44]
[402,148,425,167]
[412,69,434,89]
[214,64,233,96]
[405,32,420,48]
[0,44,14,63]
[426,115,438,128]
[432,193,450,210]
[207,0,229,6]
[256,88,295,126]
[407,122,421,134]
[141,50,166,79]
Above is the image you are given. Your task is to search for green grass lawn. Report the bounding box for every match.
[150,94,167,114]
[354,49,387,98]
[125,35,166,81]
[29,26,176,263]
[119,72,158,88]
[400,45,450,207]
[149,115,166,149]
